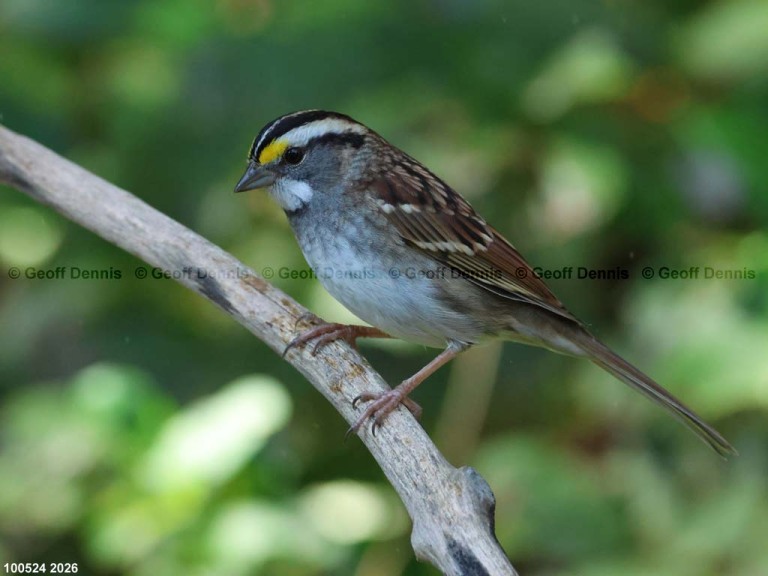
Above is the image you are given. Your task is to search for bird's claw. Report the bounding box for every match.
[345,391,422,438]
[283,323,389,358]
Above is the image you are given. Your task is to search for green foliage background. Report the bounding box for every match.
[1,1,767,574]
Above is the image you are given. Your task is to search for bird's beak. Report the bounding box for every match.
[234,162,276,193]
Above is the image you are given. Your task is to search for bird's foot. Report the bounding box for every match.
[346,388,423,437]
[283,320,390,357]
[345,343,468,437]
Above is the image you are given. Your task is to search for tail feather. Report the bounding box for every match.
[580,338,736,458]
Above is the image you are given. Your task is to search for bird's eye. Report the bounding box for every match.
[283,147,305,165]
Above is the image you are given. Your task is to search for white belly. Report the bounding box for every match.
[295,229,475,347]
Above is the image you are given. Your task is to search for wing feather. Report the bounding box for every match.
[371,169,576,321]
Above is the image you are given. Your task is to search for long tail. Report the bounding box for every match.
[578,337,736,458]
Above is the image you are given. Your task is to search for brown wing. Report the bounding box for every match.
[370,162,576,322]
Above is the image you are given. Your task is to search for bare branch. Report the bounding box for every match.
[0,124,517,575]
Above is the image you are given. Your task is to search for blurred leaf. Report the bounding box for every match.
[297,480,407,544]
[676,0,768,82]
[140,375,291,491]
[522,28,634,121]
[531,136,629,240]
[0,205,65,266]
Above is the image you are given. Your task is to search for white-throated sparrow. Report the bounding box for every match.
[235,109,735,457]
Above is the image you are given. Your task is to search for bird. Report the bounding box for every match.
[234,109,735,457]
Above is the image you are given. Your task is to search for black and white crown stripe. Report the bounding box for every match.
[248,110,367,162]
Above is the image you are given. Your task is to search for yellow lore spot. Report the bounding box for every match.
[258,140,288,165]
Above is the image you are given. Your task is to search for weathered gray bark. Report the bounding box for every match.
[0,124,518,575]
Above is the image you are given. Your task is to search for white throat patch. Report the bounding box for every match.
[271,179,314,212]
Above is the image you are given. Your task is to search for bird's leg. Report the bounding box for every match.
[348,342,470,437]
[283,317,392,357]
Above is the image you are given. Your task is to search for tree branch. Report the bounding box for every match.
[0,124,517,575]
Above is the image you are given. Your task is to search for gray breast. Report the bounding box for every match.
[285,210,487,347]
